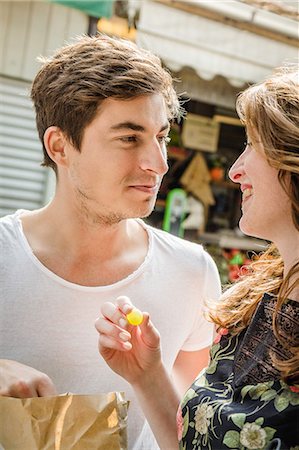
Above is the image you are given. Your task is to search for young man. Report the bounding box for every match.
[0,35,221,449]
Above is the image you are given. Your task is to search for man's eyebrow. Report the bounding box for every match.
[110,122,145,132]
[109,122,170,133]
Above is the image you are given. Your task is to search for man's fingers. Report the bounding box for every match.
[5,375,55,398]
[100,300,134,330]
[6,380,38,398]
[99,333,132,352]
[139,313,161,348]
[101,302,122,323]
[0,360,56,398]
[95,317,131,341]
[101,301,131,327]
[37,375,57,397]
[116,296,133,313]
[98,300,159,352]
[96,303,133,353]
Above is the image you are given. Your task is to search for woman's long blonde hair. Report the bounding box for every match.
[209,64,299,385]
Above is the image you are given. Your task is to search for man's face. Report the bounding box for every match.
[65,94,170,224]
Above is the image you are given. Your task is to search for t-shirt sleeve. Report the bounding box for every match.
[180,251,221,351]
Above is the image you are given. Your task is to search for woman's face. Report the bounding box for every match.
[229,133,292,242]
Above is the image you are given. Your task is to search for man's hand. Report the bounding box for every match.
[0,359,56,398]
[95,297,162,386]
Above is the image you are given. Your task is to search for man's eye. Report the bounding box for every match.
[120,136,137,143]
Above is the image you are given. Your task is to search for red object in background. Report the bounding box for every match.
[210,166,225,181]
[229,264,241,281]
[222,248,251,282]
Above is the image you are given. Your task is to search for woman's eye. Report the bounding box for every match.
[244,141,252,149]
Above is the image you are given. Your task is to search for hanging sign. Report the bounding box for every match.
[182,113,220,153]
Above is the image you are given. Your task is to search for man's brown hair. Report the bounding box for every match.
[31,34,181,171]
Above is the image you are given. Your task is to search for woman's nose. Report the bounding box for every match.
[228,154,244,183]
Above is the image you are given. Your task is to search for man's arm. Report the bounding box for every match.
[0,359,56,397]
[172,347,210,396]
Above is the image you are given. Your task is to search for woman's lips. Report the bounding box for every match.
[242,187,253,203]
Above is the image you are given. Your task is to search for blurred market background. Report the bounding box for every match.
[0,0,298,283]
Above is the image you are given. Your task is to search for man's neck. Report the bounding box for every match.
[20,203,149,286]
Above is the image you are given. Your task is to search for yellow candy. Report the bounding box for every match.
[126,308,143,326]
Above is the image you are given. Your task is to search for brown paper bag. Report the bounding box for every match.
[0,392,128,450]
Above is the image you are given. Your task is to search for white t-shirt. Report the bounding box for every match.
[0,210,221,449]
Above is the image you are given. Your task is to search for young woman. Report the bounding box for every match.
[95,65,299,450]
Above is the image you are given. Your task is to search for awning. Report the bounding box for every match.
[51,0,114,18]
[136,0,298,87]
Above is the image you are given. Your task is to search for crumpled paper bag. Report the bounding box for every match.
[0,392,128,450]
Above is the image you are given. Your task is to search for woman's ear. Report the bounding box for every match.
[43,126,69,167]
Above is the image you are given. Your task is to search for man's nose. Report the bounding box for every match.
[139,141,169,175]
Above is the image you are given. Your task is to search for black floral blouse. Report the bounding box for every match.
[177,293,299,450]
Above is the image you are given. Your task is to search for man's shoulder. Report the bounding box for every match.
[143,222,221,293]
[144,221,211,262]
[0,211,16,229]
[0,210,21,242]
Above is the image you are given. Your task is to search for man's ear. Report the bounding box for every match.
[43,126,69,167]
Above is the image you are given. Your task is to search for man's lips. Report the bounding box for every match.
[130,184,159,194]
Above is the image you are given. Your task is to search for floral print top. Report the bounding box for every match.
[178,293,299,450]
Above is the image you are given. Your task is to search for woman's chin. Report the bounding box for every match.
[239,218,259,239]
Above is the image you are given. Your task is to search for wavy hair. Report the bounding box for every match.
[209,64,299,385]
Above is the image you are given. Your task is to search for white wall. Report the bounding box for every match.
[0,0,88,81]
[0,1,89,214]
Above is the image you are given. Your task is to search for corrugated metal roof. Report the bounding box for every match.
[137,0,298,88]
